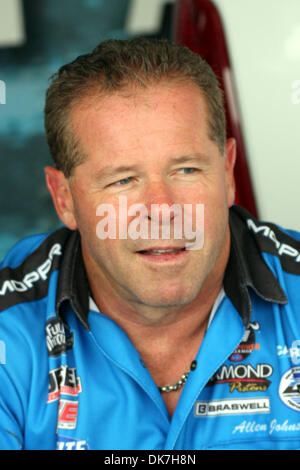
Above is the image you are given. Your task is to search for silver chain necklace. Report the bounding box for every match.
[158,360,197,393]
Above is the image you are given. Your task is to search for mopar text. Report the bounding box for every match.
[0,243,62,295]
[247,219,300,261]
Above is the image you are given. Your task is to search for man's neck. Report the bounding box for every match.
[87,252,227,418]
[89,283,225,418]
[89,273,224,356]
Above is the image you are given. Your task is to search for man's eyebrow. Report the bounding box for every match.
[93,154,210,180]
[169,153,210,165]
[94,165,142,180]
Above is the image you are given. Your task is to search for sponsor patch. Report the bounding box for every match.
[46,318,73,357]
[229,322,260,362]
[279,367,300,412]
[194,397,270,417]
[56,435,89,450]
[207,363,273,393]
[47,365,82,403]
[57,399,79,430]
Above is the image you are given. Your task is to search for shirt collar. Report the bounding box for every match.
[55,229,90,330]
[55,206,287,330]
[224,205,287,325]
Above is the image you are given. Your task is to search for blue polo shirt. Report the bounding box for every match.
[1,205,300,450]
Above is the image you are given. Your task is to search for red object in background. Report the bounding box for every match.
[173,0,258,217]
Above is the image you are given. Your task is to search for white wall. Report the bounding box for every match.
[0,0,25,46]
[213,0,300,229]
[126,0,174,34]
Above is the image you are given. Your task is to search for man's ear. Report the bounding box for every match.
[224,138,237,208]
[44,166,77,230]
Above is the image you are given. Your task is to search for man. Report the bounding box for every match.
[0,38,300,450]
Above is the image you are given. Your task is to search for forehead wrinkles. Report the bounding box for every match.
[70,93,141,154]
[69,84,212,161]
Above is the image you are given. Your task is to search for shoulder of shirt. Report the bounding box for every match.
[0,227,73,314]
[0,233,52,268]
[232,205,300,276]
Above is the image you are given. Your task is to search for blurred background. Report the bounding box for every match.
[0,0,299,260]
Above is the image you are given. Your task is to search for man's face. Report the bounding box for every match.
[47,82,235,317]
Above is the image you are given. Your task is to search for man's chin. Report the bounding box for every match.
[136,272,205,298]
[134,287,201,311]
[128,292,200,325]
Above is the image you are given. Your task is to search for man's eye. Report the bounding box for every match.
[114,177,133,185]
[179,167,197,174]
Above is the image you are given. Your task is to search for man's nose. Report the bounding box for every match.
[142,179,176,219]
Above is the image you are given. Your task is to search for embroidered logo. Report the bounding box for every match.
[229,321,260,362]
[46,318,73,357]
[207,363,273,393]
[279,367,300,412]
[195,397,270,417]
[47,365,82,403]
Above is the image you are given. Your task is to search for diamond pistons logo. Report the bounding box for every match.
[207,363,273,393]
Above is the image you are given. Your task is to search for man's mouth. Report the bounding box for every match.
[137,247,186,255]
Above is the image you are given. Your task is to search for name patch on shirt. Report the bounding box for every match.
[194,397,271,417]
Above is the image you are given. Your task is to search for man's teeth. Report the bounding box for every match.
[140,248,185,255]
